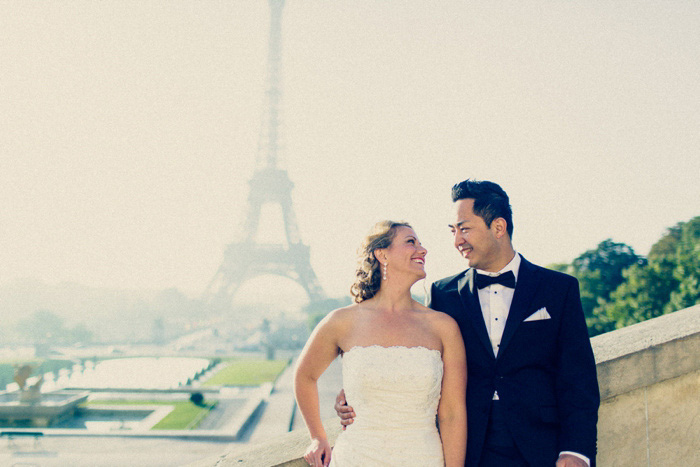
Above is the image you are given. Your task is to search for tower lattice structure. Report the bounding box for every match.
[204,0,325,310]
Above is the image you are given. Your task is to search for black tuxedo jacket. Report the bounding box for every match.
[428,256,599,466]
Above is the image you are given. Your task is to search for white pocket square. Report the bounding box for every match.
[523,307,551,322]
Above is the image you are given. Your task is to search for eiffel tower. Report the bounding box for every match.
[204,0,325,310]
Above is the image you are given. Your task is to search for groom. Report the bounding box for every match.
[336,179,599,466]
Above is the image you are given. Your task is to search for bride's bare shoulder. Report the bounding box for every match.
[414,302,459,329]
[318,303,360,328]
[414,301,445,317]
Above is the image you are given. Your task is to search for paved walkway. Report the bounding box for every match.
[291,356,343,432]
[196,396,247,431]
[0,435,238,467]
[247,360,298,444]
[248,355,343,441]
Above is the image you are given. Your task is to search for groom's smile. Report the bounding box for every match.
[449,198,505,272]
[458,245,473,258]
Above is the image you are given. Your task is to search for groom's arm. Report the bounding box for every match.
[555,276,600,464]
[334,389,355,429]
[426,281,444,311]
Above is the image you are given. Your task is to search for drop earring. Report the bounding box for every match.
[383,262,387,281]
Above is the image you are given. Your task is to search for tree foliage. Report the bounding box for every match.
[16,309,93,345]
[668,216,700,311]
[558,216,700,336]
[591,257,680,334]
[558,239,645,326]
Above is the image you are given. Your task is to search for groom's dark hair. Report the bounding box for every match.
[451,179,514,238]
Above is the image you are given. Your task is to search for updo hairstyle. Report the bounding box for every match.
[350,220,411,303]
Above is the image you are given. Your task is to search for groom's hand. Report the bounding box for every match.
[334,389,355,430]
[556,454,588,467]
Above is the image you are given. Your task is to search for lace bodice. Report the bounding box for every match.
[329,345,445,466]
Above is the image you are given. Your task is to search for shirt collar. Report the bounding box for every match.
[475,251,521,282]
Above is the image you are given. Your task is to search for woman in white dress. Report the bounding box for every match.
[294,221,467,467]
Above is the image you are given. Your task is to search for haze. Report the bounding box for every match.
[2,1,698,309]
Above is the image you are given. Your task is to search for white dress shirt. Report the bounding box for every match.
[475,252,590,466]
[475,252,520,359]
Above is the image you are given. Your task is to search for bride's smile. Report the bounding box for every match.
[381,227,428,280]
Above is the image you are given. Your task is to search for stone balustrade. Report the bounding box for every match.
[196,304,700,466]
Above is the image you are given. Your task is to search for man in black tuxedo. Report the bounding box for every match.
[428,179,599,466]
[335,179,599,466]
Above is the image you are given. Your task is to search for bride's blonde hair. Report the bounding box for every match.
[350,220,411,303]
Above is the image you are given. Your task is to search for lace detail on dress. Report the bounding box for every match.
[329,345,445,466]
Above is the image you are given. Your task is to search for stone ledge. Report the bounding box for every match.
[591,305,700,399]
[591,305,700,362]
[191,421,341,467]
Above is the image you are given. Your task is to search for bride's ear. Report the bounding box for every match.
[373,249,387,264]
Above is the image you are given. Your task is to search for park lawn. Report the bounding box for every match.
[203,359,288,386]
[152,400,217,430]
[86,399,217,430]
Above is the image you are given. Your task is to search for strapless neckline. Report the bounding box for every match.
[343,344,442,357]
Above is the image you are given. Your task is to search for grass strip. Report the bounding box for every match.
[203,359,288,386]
[85,399,217,430]
[152,400,217,430]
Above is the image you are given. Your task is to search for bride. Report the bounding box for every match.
[294,221,467,466]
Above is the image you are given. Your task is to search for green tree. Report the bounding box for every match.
[152,318,166,345]
[648,222,683,259]
[68,323,94,344]
[572,239,646,291]
[668,216,700,311]
[303,297,351,332]
[546,263,570,274]
[16,309,95,345]
[592,256,679,333]
[593,216,700,334]
[16,309,66,343]
[567,239,645,327]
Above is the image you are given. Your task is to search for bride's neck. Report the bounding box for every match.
[372,283,415,312]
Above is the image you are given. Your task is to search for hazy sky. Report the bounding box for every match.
[2,1,699,308]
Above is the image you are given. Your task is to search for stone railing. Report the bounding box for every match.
[593,304,699,465]
[198,304,700,466]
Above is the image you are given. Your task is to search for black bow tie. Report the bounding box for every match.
[475,271,516,289]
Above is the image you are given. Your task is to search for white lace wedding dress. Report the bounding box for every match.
[329,345,445,466]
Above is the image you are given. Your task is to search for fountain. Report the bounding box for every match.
[0,364,88,427]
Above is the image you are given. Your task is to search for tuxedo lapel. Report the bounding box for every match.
[498,257,542,357]
[458,269,495,360]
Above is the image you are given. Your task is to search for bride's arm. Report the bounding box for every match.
[294,308,347,467]
[436,315,467,467]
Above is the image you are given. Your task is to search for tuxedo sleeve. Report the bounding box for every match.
[555,277,600,462]
[427,282,447,313]
[427,282,439,310]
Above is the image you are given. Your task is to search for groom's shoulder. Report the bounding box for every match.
[524,257,578,287]
[431,269,469,291]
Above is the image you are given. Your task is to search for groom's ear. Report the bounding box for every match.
[492,217,508,239]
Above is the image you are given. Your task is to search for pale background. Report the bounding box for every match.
[2,1,698,309]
